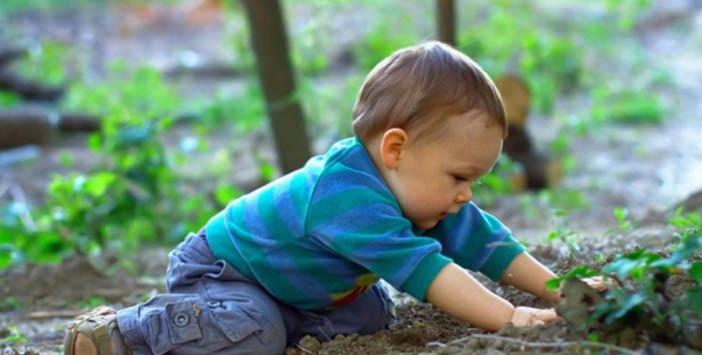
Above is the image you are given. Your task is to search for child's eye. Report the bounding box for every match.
[452,175,467,182]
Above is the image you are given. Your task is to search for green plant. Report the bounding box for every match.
[194,83,266,133]
[0,90,21,108]
[16,41,70,86]
[290,18,329,76]
[471,156,518,206]
[353,5,417,72]
[0,65,224,269]
[0,325,28,345]
[539,188,590,211]
[545,209,581,252]
[549,210,702,347]
[591,89,666,125]
[0,297,22,312]
[76,296,108,310]
[613,207,634,232]
[458,2,584,115]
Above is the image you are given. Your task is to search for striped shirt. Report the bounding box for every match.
[205,137,525,310]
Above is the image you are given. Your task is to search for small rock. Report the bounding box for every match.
[298,335,321,353]
[284,347,300,355]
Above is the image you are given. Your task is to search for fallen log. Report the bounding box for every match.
[0,109,101,148]
[0,69,65,102]
[0,48,27,69]
[58,112,101,132]
[0,109,52,148]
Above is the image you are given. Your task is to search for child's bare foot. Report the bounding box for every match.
[64,306,132,355]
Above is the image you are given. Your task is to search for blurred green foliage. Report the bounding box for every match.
[1,65,240,269]
[16,42,70,86]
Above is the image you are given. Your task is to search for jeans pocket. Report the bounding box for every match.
[147,301,204,355]
[208,300,263,345]
[165,301,203,345]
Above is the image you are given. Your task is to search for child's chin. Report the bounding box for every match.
[417,220,439,230]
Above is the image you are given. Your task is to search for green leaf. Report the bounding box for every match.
[604,292,646,324]
[87,133,102,151]
[214,185,242,206]
[552,265,599,292]
[613,207,628,222]
[259,161,276,182]
[545,277,562,291]
[688,287,702,313]
[84,172,117,198]
[691,262,702,282]
[603,258,640,279]
[0,248,12,269]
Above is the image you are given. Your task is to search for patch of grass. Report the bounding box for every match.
[539,188,590,212]
[191,82,266,134]
[593,91,666,125]
[0,297,23,312]
[15,42,70,86]
[76,296,108,309]
[0,91,21,108]
[0,325,28,345]
[546,209,581,253]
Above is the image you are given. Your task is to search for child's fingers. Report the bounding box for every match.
[511,307,561,327]
[535,308,560,322]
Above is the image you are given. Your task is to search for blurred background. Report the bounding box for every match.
[1,0,702,352]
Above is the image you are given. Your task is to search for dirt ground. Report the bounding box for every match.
[2,1,702,354]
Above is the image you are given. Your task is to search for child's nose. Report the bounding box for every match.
[455,187,472,203]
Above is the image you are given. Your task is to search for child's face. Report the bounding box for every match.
[379,111,503,230]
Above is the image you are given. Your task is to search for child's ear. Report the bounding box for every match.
[379,128,408,169]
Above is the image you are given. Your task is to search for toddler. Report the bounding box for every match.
[64,41,564,355]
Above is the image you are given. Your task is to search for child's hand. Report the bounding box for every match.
[509,306,560,327]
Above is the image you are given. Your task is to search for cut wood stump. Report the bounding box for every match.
[495,74,561,190]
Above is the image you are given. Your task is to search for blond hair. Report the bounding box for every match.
[352,41,506,142]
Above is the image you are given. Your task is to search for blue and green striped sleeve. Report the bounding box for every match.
[424,202,526,281]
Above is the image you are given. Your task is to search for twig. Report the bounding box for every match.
[457,333,640,355]
[28,310,82,319]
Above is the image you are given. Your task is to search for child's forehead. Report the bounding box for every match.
[410,110,486,143]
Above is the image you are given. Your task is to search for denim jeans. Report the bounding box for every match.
[117,232,396,355]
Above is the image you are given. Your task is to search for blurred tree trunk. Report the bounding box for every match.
[436,0,456,46]
[241,0,311,173]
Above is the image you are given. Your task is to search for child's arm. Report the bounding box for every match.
[499,252,562,303]
[426,262,559,331]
